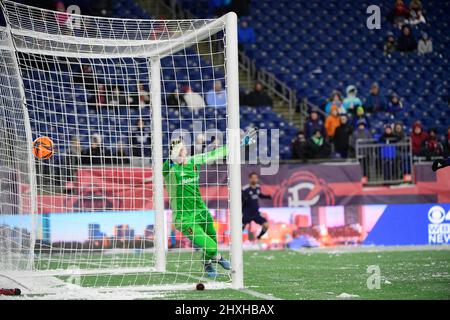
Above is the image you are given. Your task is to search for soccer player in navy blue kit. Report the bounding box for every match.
[242,172,272,240]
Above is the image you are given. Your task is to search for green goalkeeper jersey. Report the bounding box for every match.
[162,145,228,222]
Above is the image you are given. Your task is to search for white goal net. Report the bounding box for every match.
[0,0,243,295]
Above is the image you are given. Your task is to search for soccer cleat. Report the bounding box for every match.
[204,263,218,278]
[216,257,231,270]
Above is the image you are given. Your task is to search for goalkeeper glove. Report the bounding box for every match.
[241,127,258,147]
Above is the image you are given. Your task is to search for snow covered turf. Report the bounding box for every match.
[1,245,449,300]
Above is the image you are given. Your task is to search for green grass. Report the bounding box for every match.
[36,246,450,300]
[164,247,450,300]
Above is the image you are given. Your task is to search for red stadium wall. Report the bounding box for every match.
[35,163,450,213]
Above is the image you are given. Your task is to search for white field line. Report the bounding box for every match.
[240,288,282,300]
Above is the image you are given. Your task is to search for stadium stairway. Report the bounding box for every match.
[139,0,301,131]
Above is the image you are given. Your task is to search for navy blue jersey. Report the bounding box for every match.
[242,184,271,217]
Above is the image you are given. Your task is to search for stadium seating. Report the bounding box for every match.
[178,0,450,140]
[15,0,298,162]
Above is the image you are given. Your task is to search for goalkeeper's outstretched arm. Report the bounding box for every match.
[188,144,228,166]
[188,127,258,166]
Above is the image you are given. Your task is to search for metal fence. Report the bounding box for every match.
[355,138,413,186]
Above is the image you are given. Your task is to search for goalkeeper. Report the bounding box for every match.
[163,129,257,277]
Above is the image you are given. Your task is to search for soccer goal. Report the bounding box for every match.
[0,0,243,296]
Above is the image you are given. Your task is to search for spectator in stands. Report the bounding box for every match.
[387,0,410,27]
[305,129,331,159]
[109,85,129,111]
[325,105,341,141]
[379,124,400,143]
[304,110,324,138]
[291,131,308,161]
[137,83,150,108]
[418,32,433,55]
[88,84,107,112]
[82,134,110,165]
[421,128,444,159]
[383,32,397,56]
[353,106,370,128]
[333,115,353,158]
[408,0,426,25]
[166,88,186,111]
[68,136,83,168]
[65,137,83,183]
[131,118,151,157]
[238,19,256,50]
[351,120,372,149]
[343,85,362,114]
[182,86,206,113]
[396,25,417,52]
[244,82,273,107]
[205,80,227,108]
[55,1,70,34]
[325,91,344,114]
[411,121,428,156]
[387,92,404,113]
[74,64,95,93]
[394,122,406,141]
[365,82,387,113]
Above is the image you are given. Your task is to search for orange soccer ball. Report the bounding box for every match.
[32,136,54,160]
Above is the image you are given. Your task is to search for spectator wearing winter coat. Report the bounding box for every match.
[384,33,397,55]
[379,125,400,143]
[205,80,227,108]
[291,131,308,161]
[365,82,387,113]
[244,82,273,107]
[166,88,186,111]
[325,91,345,114]
[351,120,372,149]
[182,86,206,112]
[387,0,410,27]
[238,19,256,50]
[333,114,353,158]
[411,121,428,156]
[418,32,433,55]
[305,129,331,159]
[324,105,341,140]
[131,119,151,157]
[353,106,370,129]
[408,0,426,25]
[304,110,324,138]
[397,25,417,52]
[421,128,444,159]
[394,122,406,141]
[387,93,404,113]
[343,85,362,114]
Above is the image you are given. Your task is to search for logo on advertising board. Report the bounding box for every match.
[428,206,450,244]
[273,171,335,207]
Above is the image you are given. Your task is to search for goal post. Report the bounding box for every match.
[0,0,243,294]
[0,25,38,272]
